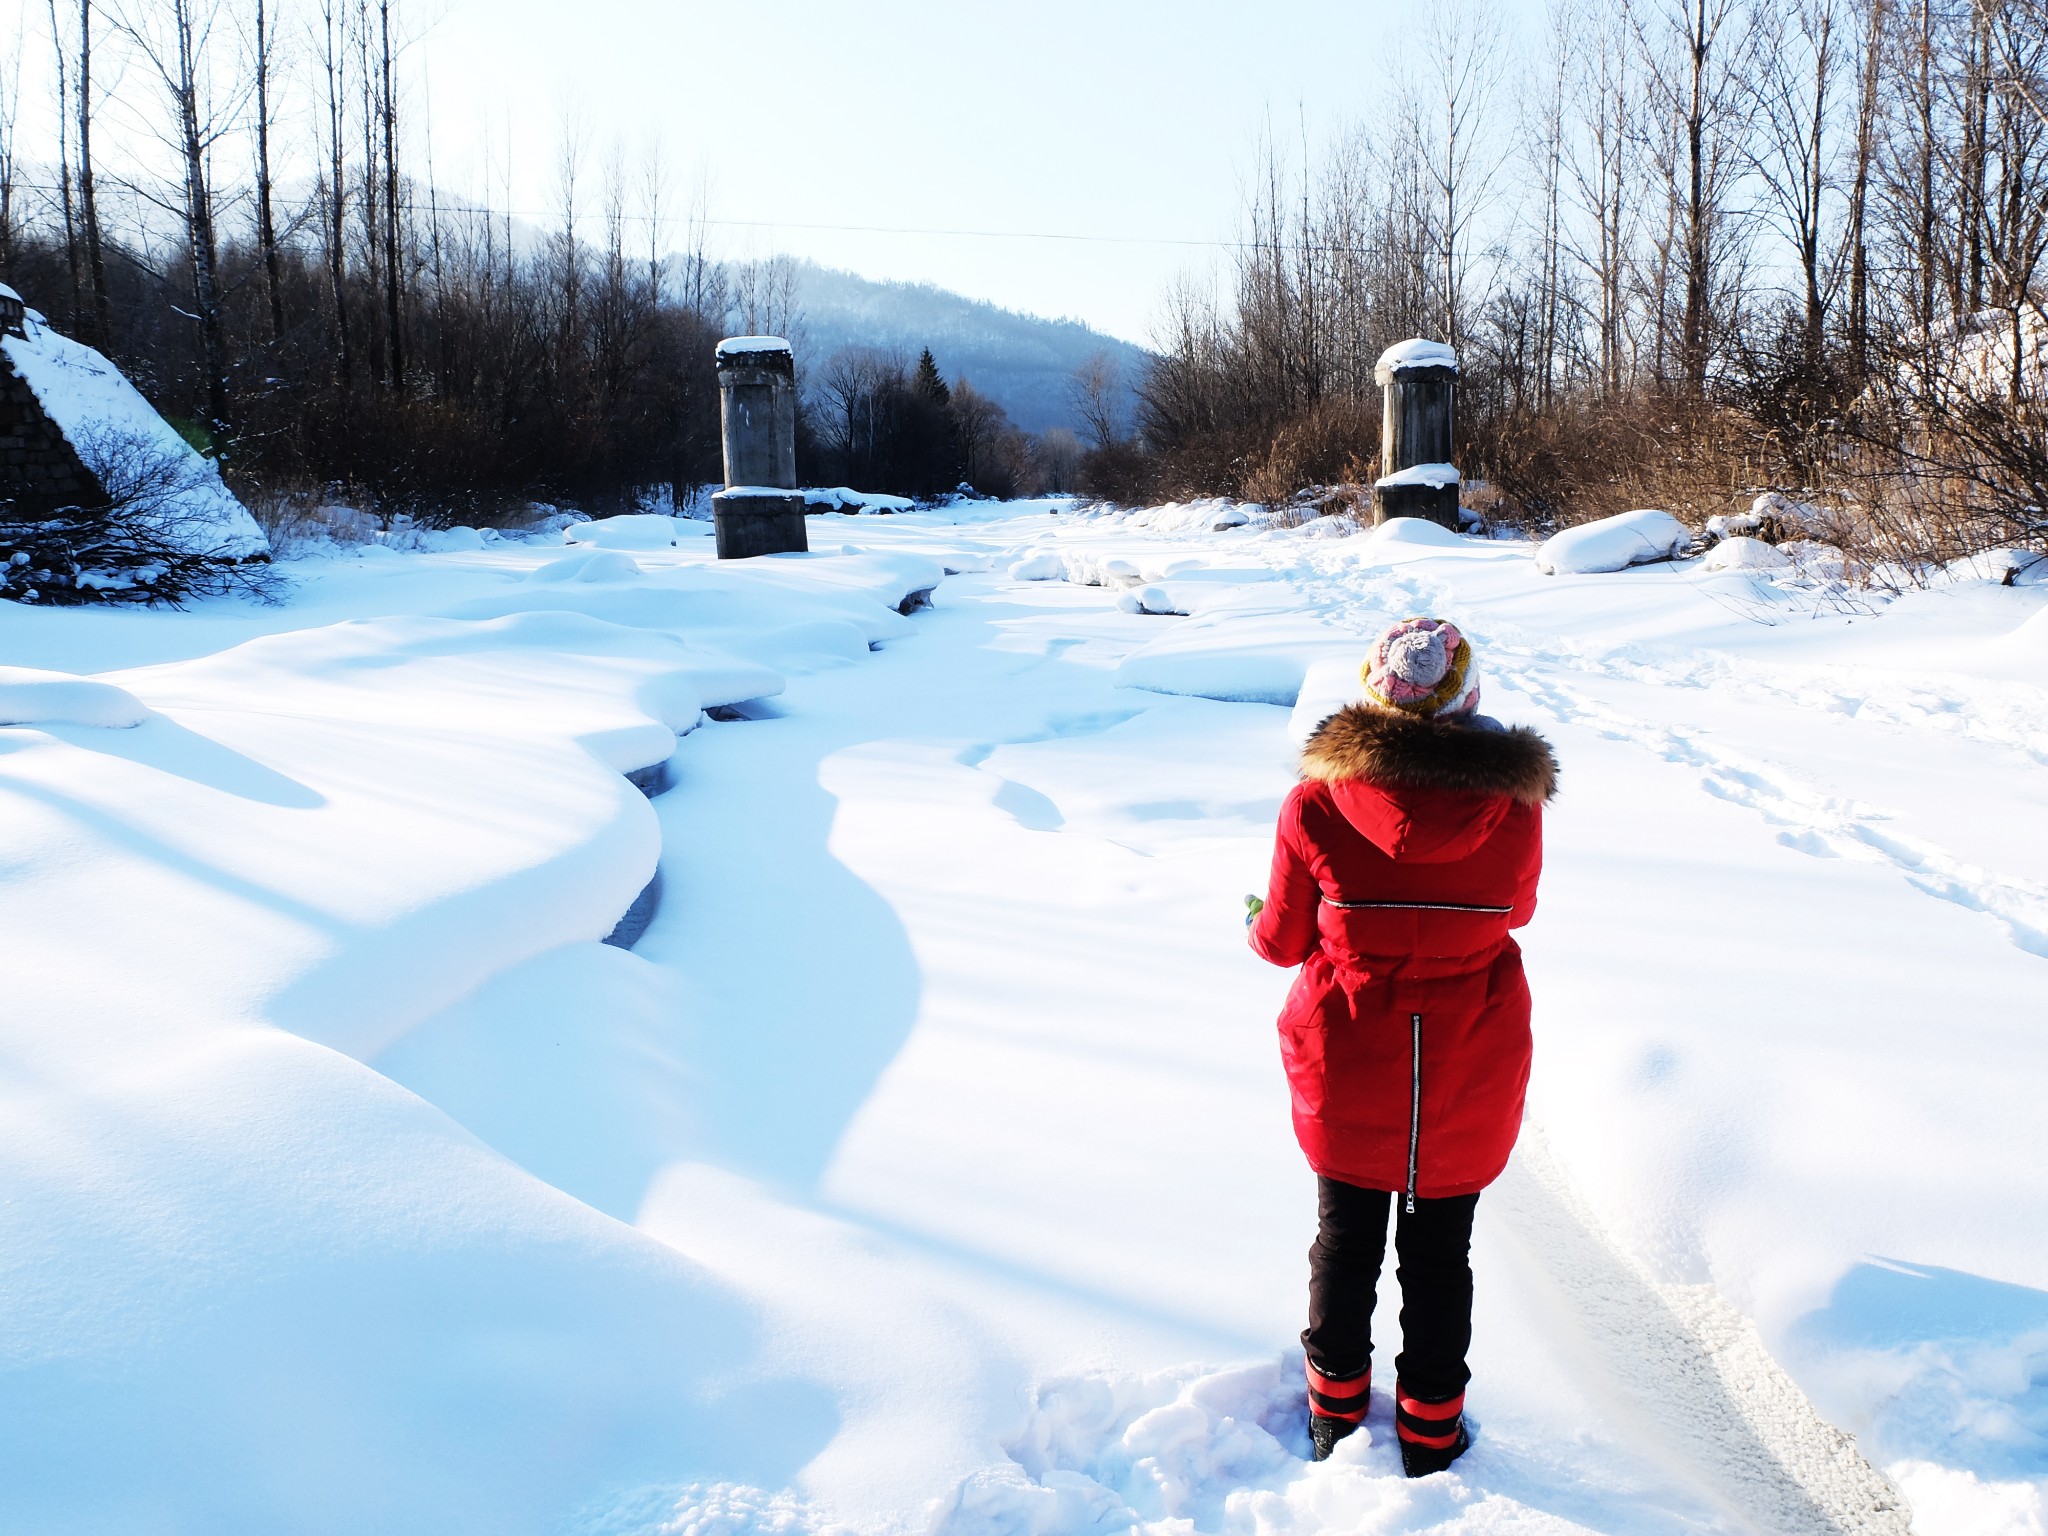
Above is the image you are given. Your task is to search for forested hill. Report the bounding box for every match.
[786,261,1150,434]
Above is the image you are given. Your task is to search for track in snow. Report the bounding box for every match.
[1492,1132,1911,1536]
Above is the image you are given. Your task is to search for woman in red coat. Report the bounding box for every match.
[1249,616,1556,1474]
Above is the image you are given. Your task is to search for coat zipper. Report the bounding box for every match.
[1406,1012,1423,1214]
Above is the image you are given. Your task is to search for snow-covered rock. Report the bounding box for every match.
[805,487,916,514]
[1115,585,1184,616]
[1751,489,1829,536]
[1536,509,1693,574]
[0,665,149,727]
[1706,510,1764,542]
[562,514,687,550]
[1702,535,1794,573]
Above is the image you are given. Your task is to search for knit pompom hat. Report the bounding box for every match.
[1361,616,1481,718]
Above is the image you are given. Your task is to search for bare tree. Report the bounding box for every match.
[116,0,244,436]
[1397,0,1510,353]
[0,19,21,279]
[249,0,286,343]
[1067,349,1124,450]
[949,377,1006,490]
[1635,0,1748,394]
[316,0,353,403]
[75,0,109,345]
[377,0,400,386]
[1744,0,1845,374]
[44,0,81,330]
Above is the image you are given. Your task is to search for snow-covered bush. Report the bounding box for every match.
[0,429,277,606]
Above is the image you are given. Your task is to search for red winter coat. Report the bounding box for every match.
[1250,704,1557,1203]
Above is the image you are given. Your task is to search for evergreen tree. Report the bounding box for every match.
[913,348,951,407]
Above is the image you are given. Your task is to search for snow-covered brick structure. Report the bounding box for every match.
[0,288,266,560]
[1535,508,1694,574]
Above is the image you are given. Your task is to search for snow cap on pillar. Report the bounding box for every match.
[1374,337,1460,386]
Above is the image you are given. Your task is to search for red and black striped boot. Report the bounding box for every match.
[1395,1383,1471,1477]
[1305,1360,1371,1461]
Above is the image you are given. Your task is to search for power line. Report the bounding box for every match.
[9,178,1383,256]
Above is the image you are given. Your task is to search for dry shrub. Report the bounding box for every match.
[1240,401,1380,509]
[1471,395,1767,533]
[1075,440,1162,506]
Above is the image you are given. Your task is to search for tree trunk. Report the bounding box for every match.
[172,0,229,436]
[77,0,110,347]
[45,0,82,333]
[379,0,403,388]
[1846,0,1884,380]
[322,0,354,407]
[254,0,286,344]
[1682,0,1713,397]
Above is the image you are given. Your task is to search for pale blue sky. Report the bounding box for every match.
[415,0,1536,343]
[12,0,1542,345]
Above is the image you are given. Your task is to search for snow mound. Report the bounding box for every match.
[1366,515,1467,548]
[0,665,148,728]
[1116,586,1185,616]
[1780,539,1848,580]
[1,318,267,558]
[528,550,645,584]
[1006,552,1065,582]
[1535,509,1693,574]
[1116,608,1348,705]
[1943,548,2048,587]
[564,515,689,551]
[1286,653,1373,745]
[2010,604,2048,657]
[935,1359,1470,1536]
[1115,499,1251,535]
[1702,535,1794,573]
[1374,338,1459,382]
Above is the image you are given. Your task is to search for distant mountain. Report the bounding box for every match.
[779,261,1151,436]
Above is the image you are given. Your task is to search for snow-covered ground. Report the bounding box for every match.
[0,500,2041,1535]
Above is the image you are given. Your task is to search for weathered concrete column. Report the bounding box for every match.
[1372,338,1461,530]
[711,335,808,559]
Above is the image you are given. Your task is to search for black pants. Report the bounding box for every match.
[1302,1176,1478,1400]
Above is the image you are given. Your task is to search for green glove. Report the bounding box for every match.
[1244,894,1265,928]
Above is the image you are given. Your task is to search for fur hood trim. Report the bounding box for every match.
[1300,704,1558,804]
